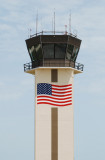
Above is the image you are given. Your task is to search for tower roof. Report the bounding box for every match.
[26,33,81,49]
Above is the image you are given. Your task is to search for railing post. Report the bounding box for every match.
[24,64,25,72]
[82,65,84,71]
[78,63,79,70]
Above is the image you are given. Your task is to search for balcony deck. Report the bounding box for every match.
[24,59,84,74]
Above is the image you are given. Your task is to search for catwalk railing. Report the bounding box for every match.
[24,60,84,72]
[29,31,77,38]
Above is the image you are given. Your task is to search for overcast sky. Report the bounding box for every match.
[0,0,105,160]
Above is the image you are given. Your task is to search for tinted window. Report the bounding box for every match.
[29,46,35,61]
[66,44,74,60]
[43,43,66,59]
[43,44,54,59]
[29,44,42,61]
[71,46,79,61]
[55,44,66,59]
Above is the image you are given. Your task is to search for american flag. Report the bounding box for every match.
[37,83,72,107]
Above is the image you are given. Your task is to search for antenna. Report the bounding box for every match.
[36,12,37,34]
[40,16,42,32]
[65,25,67,35]
[54,8,55,34]
[30,28,32,38]
[28,28,29,38]
[52,17,53,33]
[36,10,38,35]
[69,10,71,34]
[73,29,77,37]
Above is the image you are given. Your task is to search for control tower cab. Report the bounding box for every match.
[24,31,83,73]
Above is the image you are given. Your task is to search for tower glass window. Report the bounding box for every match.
[66,44,79,62]
[71,46,79,61]
[29,44,43,61]
[66,44,74,60]
[55,44,66,59]
[43,43,66,59]
[43,44,54,59]
[29,46,35,61]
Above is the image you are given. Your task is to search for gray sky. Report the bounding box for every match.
[0,0,105,160]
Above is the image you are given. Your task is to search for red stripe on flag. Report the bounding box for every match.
[52,90,72,94]
[37,95,72,100]
[37,102,72,107]
[52,87,72,91]
[37,99,72,104]
[52,84,72,88]
[52,93,72,97]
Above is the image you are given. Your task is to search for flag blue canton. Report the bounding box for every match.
[37,83,52,95]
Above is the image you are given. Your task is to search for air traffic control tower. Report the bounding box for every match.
[24,31,84,160]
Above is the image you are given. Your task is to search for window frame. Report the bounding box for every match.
[43,43,67,59]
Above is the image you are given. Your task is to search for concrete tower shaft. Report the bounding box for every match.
[35,68,74,160]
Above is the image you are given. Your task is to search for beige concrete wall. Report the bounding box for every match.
[35,68,74,160]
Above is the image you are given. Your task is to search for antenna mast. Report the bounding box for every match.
[54,9,55,34]
[69,10,71,34]
[65,25,67,35]
[30,28,32,38]
[52,17,53,33]
[36,10,38,35]
[28,28,29,38]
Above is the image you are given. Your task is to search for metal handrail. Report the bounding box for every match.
[24,60,84,72]
[30,31,77,38]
